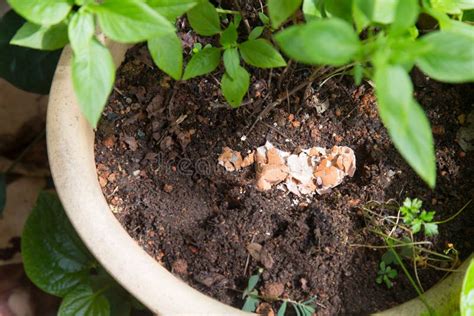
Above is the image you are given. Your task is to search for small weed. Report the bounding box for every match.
[241,269,318,316]
[400,198,438,237]
[376,261,398,288]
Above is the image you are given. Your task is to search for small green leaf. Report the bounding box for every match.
[242,295,259,312]
[411,220,422,234]
[221,66,249,107]
[374,65,436,188]
[248,26,264,40]
[239,39,286,68]
[302,0,323,21]
[58,284,110,316]
[416,31,474,83]
[275,18,360,66]
[376,275,383,284]
[6,0,72,25]
[423,223,439,237]
[72,38,116,128]
[148,32,183,80]
[461,259,474,316]
[22,192,94,297]
[10,21,68,50]
[324,0,353,23]
[92,0,174,43]
[187,1,221,36]
[390,0,419,35]
[223,48,240,79]
[68,11,95,53]
[245,271,261,295]
[259,12,270,25]
[277,301,288,316]
[220,23,238,48]
[0,173,6,215]
[268,0,302,29]
[183,46,221,80]
[147,0,198,21]
[354,0,398,24]
[382,250,397,265]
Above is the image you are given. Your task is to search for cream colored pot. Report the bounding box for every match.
[47,41,471,315]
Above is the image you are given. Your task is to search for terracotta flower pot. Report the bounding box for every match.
[46,41,472,315]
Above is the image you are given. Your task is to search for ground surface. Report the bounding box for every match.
[95,44,474,315]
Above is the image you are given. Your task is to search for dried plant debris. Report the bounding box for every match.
[218,141,356,195]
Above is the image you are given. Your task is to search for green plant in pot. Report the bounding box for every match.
[5,0,474,315]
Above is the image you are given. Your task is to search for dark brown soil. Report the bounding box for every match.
[94,43,474,315]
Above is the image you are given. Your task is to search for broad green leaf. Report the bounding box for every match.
[147,0,198,21]
[354,0,397,24]
[268,0,303,28]
[0,173,5,215]
[183,46,221,80]
[223,48,240,79]
[148,32,183,80]
[72,39,115,128]
[239,39,286,68]
[302,0,323,21]
[92,0,174,43]
[68,11,95,53]
[461,259,474,316]
[22,192,94,296]
[431,0,473,14]
[374,65,436,187]
[220,23,238,48]
[248,26,264,40]
[0,10,61,94]
[277,301,288,316]
[10,21,68,50]
[325,0,353,22]
[6,0,72,25]
[275,18,360,66]
[416,31,474,83]
[390,0,419,35]
[187,1,221,36]
[58,284,110,316]
[242,295,259,312]
[221,66,249,107]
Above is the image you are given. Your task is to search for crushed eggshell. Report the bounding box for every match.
[217,142,356,195]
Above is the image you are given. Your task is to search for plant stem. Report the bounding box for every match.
[433,200,472,225]
[216,8,241,15]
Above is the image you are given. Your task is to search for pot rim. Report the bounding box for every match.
[46,40,471,316]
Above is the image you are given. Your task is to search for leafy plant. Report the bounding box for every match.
[376,260,398,288]
[400,197,439,237]
[241,269,317,316]
[461,259,474,316]
[22,192,143,316]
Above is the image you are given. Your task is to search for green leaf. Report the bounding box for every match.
[10,21,68,50]
[275,18,360,66]
[277,301,288,316]
[22,192,94,297]
[182,46,221,80]
[68,11,95,53]
[416,31,474,83]
[221,66,250,107]
[223,48,240,79]
[390,0,419,35]
[6,0,72,25]
[58,284,110,316]
[72,38,116,128]
[239,39,286,68]
[245,272,261,295]
[187,1,221,36]
[382,250,397,265]
[268,0,303,28]
[354,0,398,24]
[92,0,174,43]
[147,0,198,21]
[302,0,323,21]
[0,10,61,94]
[423,223,439,237]
[242,295,259,312]
[420,210,435,222]
[259,12,270,25]
[325,0,353,23]
[374,65,436,188]
[0,173,6,215]
[220,23,238,48]
[461,259,474,316]
[148,32,183,80]
[411,219,422,234]
[248,26,264,40]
